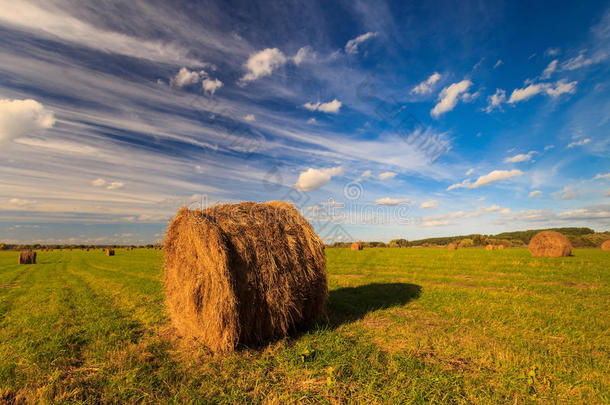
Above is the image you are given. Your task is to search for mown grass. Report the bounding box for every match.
[0,248,608,404]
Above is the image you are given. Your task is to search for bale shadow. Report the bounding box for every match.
[326,282,422,327]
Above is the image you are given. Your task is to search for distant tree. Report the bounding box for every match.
[458,238,474,248]
[389,238,408,248]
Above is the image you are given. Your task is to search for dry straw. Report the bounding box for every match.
[496,245,505,250]
[350,241,363,251]
[602,240,610,251]
[18,250,36,264]
[528,231,572,257]
[106,249,115,256]
[485,244,494,251]
[447,243,458,250]
[164,201,327,353]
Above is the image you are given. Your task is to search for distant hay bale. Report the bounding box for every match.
[485,244,494,251]
[496,245,505,250]
[164,201,327,353]
[350,242,363,251]
[18,250,36,264]
[447,243,458,250]
[602,240,610,251]
[528,231,572,257]
[106,249,115,256]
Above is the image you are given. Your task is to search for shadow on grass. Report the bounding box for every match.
[326,283,422,327]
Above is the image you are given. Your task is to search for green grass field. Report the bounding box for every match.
[0,248,608,404]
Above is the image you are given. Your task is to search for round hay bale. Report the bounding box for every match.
[106,248,115,256]
[350,241,363,251]
[447,243,458,250]
[496,245,505,250]
[18,250,36,264]
[601,240,610,251]
[485,244,494,251]
[164,201,327,353]
[528,231,572,257]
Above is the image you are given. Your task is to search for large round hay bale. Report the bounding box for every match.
[485,244,494,251]
[106,249,115,256]
[601,240,610,251]
[496,244,505,250]
[447,243,458,250]
[164,201,327,352]
[528,231,572,257]
[18,250,36,264]
[350,241,363,251]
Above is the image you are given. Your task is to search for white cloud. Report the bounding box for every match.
[541,59,558,79]
[484,89,506,112]
[423,220,449,227]
[294,166,343,191]
[529,190,542,198]
[293,46,314,65]
[345,32,378,54]
[465,168,474,175]
[594,173,610,180]
[493,60,503,69]
[92,178,106,187]
[0,98,55,143]
[561,52,604,71]
[558,206,610,219]
[307,118,317,124]
[567,138,591,148]
[504,151,536,163]
[378,171,397,180]
[303,99,342,114]
[8,198,37,207]
[107,181,125,190]
[447,169,523,190]
[545,48,561,56]
[202,78,223,95]
[171,67,202,87]
[244,114,256,122]
[411,72,441,95]
[605,190,610,197]
[508,80,577,103]
[240,48,287,83]
[431,79,472,118]
[357,170,372,181]
[544,144,555,150]
[375,197,410,206]
[420,200,438,209]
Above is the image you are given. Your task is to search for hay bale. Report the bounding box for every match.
[496,244,505,250]
[18,250,36,264]
[350,241,363,251]
[528,231,572,257]
[106,249,115,256]
[164,201,327,352]
[485,244,494,251]
[447,243,458,250]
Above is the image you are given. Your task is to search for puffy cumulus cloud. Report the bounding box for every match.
[345,32,378,54]
[294,166,343,191]
[303,99,342,114]
[420,200,438,209]
[202,78,223,95]
[411,72,441,95]
[91,178,106,187]
[375,197,410,206]
[170,67,202,87]
[293,46,315,65]
[541,59,558,79]
[508,80,577,103]
[431,79,472,118]
[504,151,536,163]
[378,171,397,180]
[447,169,523,190]
[0,98,55,143]
[240,48,287,83]
[529,190,542,198]
[244,114,256,122]
[484,89,506,112]
[567,138,591,148]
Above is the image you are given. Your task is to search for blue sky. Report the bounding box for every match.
[0,0,609,245]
